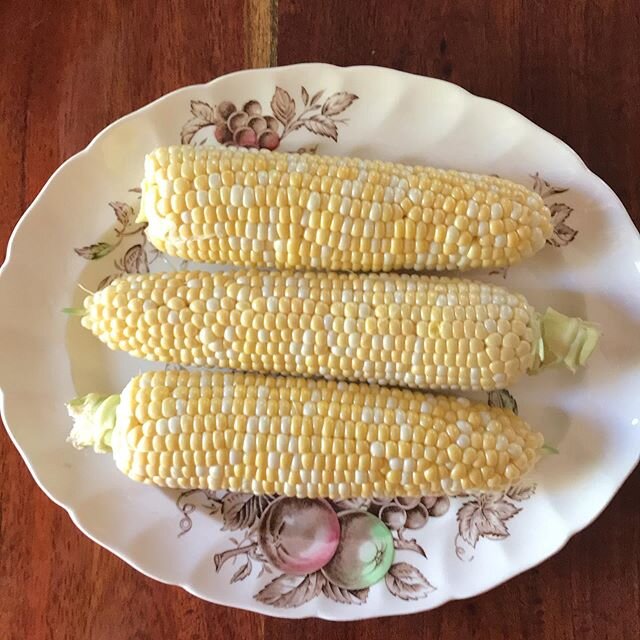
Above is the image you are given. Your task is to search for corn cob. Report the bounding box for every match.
[80,270,600,391]
[138,145,553,272]
[67,370,544,498]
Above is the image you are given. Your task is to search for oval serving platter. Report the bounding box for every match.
[0,64,639,620]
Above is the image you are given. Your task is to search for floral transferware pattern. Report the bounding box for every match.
[176,491,444,607]
[73,193,162,290]
[70,85,566,609]
[180,85,358,150]
[530,173,578,248]
[490,174,577,278]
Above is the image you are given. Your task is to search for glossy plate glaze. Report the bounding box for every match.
[0,64,639,620]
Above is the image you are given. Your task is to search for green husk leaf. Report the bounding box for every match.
[67,393,120,453]
[62,307,87,316]
[531,307,601,373]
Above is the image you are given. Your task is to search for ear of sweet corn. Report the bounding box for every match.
[138,145,553,272]
[67,370,544,498]
[81,270,599,391]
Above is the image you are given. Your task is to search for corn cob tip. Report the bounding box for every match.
[534,307,600,373]
[67,393,119,453]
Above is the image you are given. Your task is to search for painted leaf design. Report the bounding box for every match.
[190,100,217,123]
[530,172,546,196]
[301,86,309,105]
[456,501,482,547]
[321,580,368,605]
[309,89,324,106]
[122,244,149,274]
[302,115,338,141]
[230,559,252,583]
[506,484,536,501]
[393,536,427,558]
[457,495,521,547]
[181,118,213,144]
[255,571,324,608]
[74,242,115,260]
[385,563,435,601]
[109,201,133,227]
[321,92,358,116]
[547,203,578,247]
[480,498,521,540]
[221,493,270,531]
[549,202,573,225]
[97,274,117,291]
[548,223,578,247]
[257,563,273,578]
[144,244,161,267]
[487,389,518,415]
[530,172,568,198]
[270,86,296,126]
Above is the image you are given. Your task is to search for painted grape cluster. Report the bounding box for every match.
[180,85,359,151]
[371,496,450,531]
[213,100,281,150]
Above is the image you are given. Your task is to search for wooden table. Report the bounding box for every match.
[1,1,638,638]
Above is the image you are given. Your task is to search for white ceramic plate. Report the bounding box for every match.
[1,64,639,620]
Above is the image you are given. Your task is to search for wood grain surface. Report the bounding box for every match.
[0,1,638,638]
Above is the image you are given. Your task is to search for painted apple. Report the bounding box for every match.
[258,497,340,575]
[321,510,394,590]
